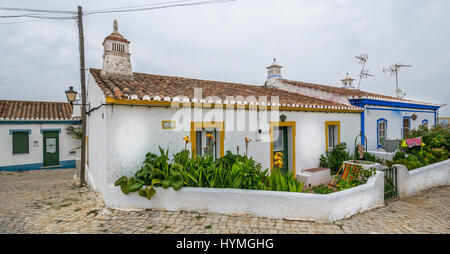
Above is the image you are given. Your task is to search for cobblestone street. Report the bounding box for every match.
[0,169,449,234]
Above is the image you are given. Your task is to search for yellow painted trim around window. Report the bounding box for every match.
[105,97,362,113]
[161,120,176,129]
[325,121,341,151]
[269,121,296,177]
[190,121,225,158]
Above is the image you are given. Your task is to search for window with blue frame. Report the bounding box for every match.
[377,119,387,149]
[422,119,429,127]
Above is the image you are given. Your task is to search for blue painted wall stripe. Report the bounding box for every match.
[0,160,76,171]
[364,107,435,114]
[349,99,441,110]
[360,107,365,146]
[9,129,31,135]
[40,128,62,134]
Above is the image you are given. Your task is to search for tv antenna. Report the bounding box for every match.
[383,63,412,98]
[355,53,374,90]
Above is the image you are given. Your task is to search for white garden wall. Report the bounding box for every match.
[395,159,450,198]
[105,172,384,223]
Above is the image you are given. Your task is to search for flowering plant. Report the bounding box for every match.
[244,137,252,156]
[182,136,190,151]
[273,152,283,169]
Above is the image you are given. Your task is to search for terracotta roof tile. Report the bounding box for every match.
[0,100,76,120]
[89,68,362,111]
[281,79,442,106]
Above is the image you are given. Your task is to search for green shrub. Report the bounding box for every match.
[312,184,334,194]
[388,125,449,170]
[319,143,350,175]
[115,147,307,199]
[335,167,376,191]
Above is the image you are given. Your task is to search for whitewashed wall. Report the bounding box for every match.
[86,73,108,193]
[0,122,80,169]
[395,160,450,198]
[98,104,360,189]
[365,106,435,151]
[104,171,384,222]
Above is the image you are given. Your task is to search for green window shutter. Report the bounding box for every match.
[12,132,29,154]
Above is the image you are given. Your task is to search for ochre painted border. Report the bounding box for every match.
[269,121,296,177]
[325,121,341,151]
[162,120,176,129]
[105,97,362,113]
[190,121,225,158]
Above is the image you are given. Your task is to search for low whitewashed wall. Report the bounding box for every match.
[104,172,384,223]
[395,159,450,198]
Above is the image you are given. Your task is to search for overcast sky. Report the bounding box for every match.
[0,0,449,115]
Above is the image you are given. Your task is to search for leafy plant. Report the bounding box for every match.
[115,147,308,199]
[387,125,449,170]
[312,184,334,194]
[319,143,350,175]
[335,166,376,191]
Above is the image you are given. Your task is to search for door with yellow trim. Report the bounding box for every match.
[273,126,288,173]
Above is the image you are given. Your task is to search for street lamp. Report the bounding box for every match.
[65,86,77,104]
[66,85,86,187]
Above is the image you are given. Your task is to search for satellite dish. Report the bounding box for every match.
[396,88,406,99]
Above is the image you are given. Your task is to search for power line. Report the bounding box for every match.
[85,0,235,15]
[86,0,196,13]
[0,7,75,14]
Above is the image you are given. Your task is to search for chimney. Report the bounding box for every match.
[266,58,283,81]
[100,20,133,79]
[341,73,355,89]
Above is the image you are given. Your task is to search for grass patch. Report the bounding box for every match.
[147,226,153,230]
[164,225,170,230]
[195,215,204,220]
[204,225,212,229]
[74,208,81,212]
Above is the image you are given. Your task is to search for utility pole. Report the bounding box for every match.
[77,5,87,186]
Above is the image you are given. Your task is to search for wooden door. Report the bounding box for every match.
[43,131,59,166]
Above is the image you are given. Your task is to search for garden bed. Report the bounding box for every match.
[107,172,385,222]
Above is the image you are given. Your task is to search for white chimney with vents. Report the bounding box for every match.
[341,73,355,89]
[101,20,133,79]
[266,58,283,81]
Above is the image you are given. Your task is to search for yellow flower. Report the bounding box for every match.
[276,152,283,157]
[206,134,214,139]
[401,140,408,148]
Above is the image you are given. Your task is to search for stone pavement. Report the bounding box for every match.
[0,169,449,234]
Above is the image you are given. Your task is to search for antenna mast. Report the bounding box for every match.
[355,53,374,90]
[383,63,412,98]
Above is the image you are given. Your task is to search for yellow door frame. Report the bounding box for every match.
[190,121,225,158]
[269,121,296,176]
[325,121,341,151]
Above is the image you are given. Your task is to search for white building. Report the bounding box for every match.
[0,100,81,171]
[267,73,446,152]
[85,22,363,196]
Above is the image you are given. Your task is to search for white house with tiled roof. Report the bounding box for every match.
[85,21,366,198]
[0,100,81,171]
[265,67,446,152]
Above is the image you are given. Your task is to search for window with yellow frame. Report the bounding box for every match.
[325,121,340,151]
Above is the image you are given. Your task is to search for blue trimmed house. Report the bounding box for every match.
[0,100,81,171]
[265,68,446,152]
